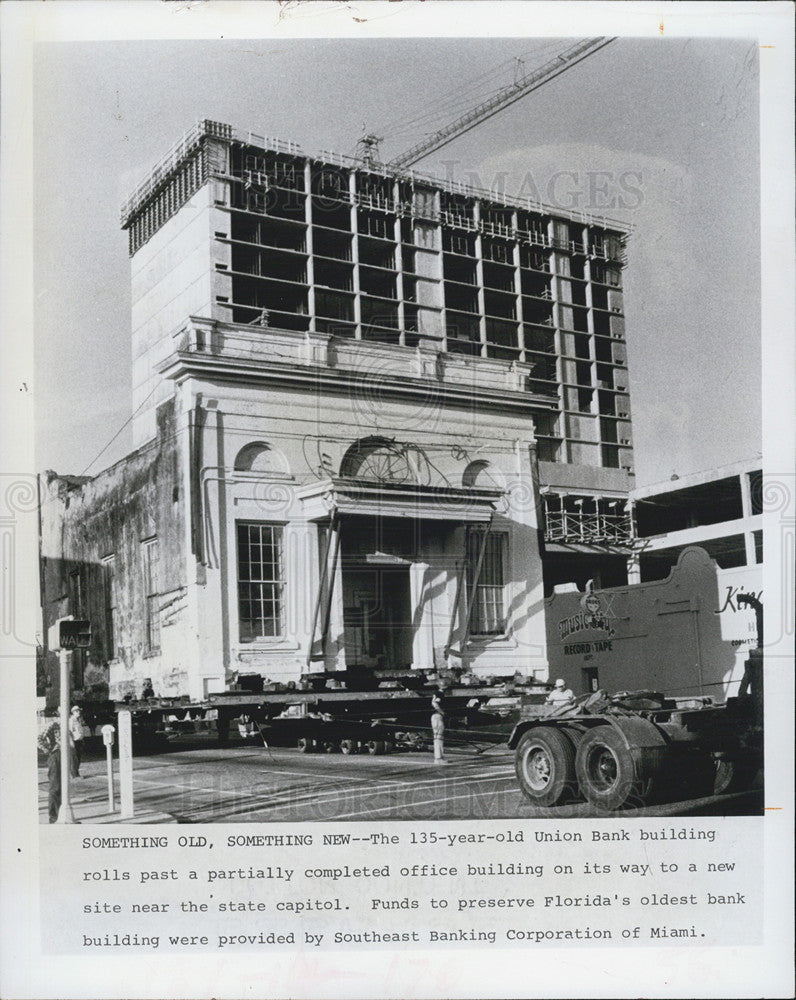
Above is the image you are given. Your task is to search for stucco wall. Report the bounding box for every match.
[39,399,191,702]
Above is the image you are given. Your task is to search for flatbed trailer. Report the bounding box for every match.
[115,682,530,755]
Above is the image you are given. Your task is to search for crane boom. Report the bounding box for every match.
[387,37,615,169]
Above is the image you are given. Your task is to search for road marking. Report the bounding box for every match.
[235,769,514,811]
[205,772,519,821]
[134,756,512,794]
[228,766,513,801]
[278,777,520,821]
[138,759,516,820]
[131,776,244,802]
[238,766,386,784]
[79,746,516,822]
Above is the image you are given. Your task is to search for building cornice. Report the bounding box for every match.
[157,348,558,416]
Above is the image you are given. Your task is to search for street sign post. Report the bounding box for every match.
[49,618,91,650]
[48,616,92,824]
[57,648,76,823]
[101,725,116,813]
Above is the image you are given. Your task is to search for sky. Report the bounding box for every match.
[33,33,761,487]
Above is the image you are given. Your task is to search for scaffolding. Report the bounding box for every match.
[543,493,634,545]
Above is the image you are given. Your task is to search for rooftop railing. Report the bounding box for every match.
[121,118,632,236]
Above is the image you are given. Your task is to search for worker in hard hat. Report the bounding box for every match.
[546,678,575,706]
[431,688,447,764]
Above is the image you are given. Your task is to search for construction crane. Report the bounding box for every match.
[386,37,615,170]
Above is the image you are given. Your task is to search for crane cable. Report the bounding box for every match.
[377,39,569,142]
[389,37,616,169]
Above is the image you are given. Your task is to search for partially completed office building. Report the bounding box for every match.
[39,120,635,701]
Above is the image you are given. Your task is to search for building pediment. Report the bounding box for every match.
[296,477,503,522]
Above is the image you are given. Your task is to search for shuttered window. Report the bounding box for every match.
[142,539,160,653]
[103,556,117,660]
[466,531,507,636]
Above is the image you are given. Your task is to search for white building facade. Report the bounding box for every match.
[40,120,637,703]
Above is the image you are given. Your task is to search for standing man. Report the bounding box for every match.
[431,688,446,764]
[39,722,62,823]
[68,705,85,778]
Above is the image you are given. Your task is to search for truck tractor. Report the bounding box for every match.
[508,625,764,812]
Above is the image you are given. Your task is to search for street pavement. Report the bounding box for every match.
[38,735,763,824]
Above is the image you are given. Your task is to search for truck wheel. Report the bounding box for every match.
[340,739,357,755]
[514,728,576,807]
[575,726,646,811]
[297,736,314,754]
[713,757,760,795]
[367,740,386,756]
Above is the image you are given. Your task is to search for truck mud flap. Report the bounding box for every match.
[603,715,670,783]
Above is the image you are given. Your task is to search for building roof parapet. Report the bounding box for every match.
[120,119,232,226]
[121,118,632,237]
[160,317,558,410]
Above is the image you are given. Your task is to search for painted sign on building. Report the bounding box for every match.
[545,546,761,700]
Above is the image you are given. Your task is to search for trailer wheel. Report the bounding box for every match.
[575,726,647,811]
[514,728,576,807]
[713,757,760,795]
[297,736,315,754]
[367,740,386,756]
[340,739,358,755]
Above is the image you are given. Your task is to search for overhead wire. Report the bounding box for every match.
[81,382,161,475]
[37,381,163,518]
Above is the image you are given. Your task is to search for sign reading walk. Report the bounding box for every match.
[49,618,91,649]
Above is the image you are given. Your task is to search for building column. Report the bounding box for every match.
[349,171,361,339]
[512,210,525,361]
[393,179,406,346]
[304,161,316,333]
[410,561,434,669]
[473,200,487,357]
[323,525,346,671]
[625,495,642,582]
[740,471,757,566]
[193,400,230,700]
[548,223,569,464]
